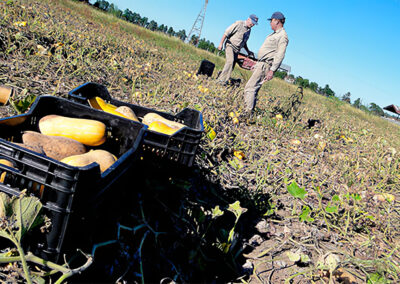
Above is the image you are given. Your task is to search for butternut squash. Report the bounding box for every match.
[61,149,117,173]
[148,121,180,135]
[22,131,87,161]
[115,106,139,121]
[88,97,139,122]
[0,159,14,183]
[39,115,106,146]
[142,112,185,130]
[13,142,45,155]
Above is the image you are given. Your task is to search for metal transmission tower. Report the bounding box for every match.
[186,0,208,45]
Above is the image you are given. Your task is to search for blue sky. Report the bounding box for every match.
[91,0,400,111]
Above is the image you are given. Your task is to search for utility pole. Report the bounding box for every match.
[186,0,208,46]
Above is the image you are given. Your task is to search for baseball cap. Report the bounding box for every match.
[249,14,258,25]
[268,11,285,21]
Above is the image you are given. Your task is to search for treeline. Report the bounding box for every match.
[273,71,386,117]
[86,0,217,52]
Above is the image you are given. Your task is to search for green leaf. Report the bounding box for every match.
[229,157,243,170]
[31,275,46,284]
[211,205,224,219]
[11,195,43,242]
[300,253,311,263]
[299,206,314,222]
[325,206,338,214]
[227,201,247,219]
[332,194,340,202]
[193,104,202,111]
[0,228,13,242]
[325,253,340,272]
[10,94,36,114]
[367,272,389,284]
[0,192,11,218]
[351,193,361,201]
[365,214,375,221]
[286,251,300,262]
[287,181,307,200]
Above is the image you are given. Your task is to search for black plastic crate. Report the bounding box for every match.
[197,59,215,77]
[0,95,147,263]
[68,82,204,167]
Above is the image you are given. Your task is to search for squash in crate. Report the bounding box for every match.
[39,115,107,146]
[88,97,139,122]
[61,149,117,173]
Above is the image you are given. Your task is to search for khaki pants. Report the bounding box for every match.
[243,61,270,113]
[218,44,238,83]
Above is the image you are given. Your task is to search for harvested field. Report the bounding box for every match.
[1,0,400,283]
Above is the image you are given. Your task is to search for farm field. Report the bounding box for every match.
[1,0,400,283]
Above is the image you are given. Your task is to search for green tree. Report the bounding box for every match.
[197,38,216,52]
[274,70,287,80]
[175,29,187,41]
[302,78,310,89]
[353,98,362,109]
[158,24,165,32]
[131,12,141,24]
[369,103,384,116]
[148,20,158,31]
[190,35,199,45]
[341,92,351,103]
[309,82,318,92]
[322,84,335,97]
[107,3,122,18]
[139,17,148,27]
[167,27,175,36]
[122,8,134,22]
[94,0,109,11]
[295,76,303,86]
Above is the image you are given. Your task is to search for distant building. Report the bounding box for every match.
[278,64,291,74]
[284,76,295,84]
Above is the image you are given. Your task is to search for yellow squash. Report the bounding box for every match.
[88,97,139,122]
[115,106,139,121]
[0,159,14,183]
[61,149,117,173]
[142,112,185,130]
[148,121,180,135]
[39,115,106,146]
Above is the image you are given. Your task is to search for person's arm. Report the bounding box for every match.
[243,43,254,57]
[270,36,289,72]
[218,22,237,50]
[218,34,227,50]
[264,36,289,82]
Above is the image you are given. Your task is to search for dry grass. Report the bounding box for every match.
[1,0,400,283]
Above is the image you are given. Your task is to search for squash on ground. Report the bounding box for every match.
[142,112,185,130]
[22,131,87,161]
[39,115,106,146]
[61,149,117,173]
[88,97,139,122]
